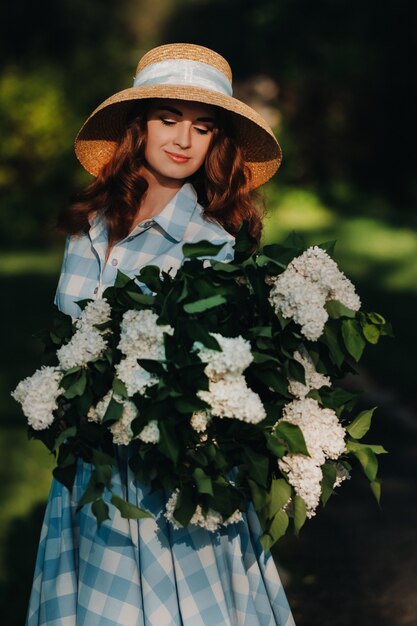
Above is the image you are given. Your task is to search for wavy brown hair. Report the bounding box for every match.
[58,102,264,251]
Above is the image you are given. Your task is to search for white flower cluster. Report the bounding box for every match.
[164,489,242,532]
[57,328,108,370]
[116,310,173,396]
[137,420,160,444]
[276,397,347,518]
[268,246,361,340]
[87,390,160,446]
[57,298,111,369]
[198,376,266,424]
[333,462,351,488]
[75,299,112,331]
[288,347,330,398]
[118,309,173,360]
[194,333,266,425]
[11,366,63,430]
[190,410,212,433]
[194,333,253,380]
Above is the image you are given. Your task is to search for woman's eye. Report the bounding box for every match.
[195,127,211,135]
[161,119,175,126]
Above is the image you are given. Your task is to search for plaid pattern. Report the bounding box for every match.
[54,183,235,318]
[27,183,295,625]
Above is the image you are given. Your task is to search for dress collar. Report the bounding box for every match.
[152,182,198,242]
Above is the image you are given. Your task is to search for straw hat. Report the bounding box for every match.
[75,43,282,190]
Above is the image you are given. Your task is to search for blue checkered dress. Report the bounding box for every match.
[27,183,296,626]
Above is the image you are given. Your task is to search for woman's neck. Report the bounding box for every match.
[137,165,185,221]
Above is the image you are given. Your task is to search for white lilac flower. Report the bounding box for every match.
[269,271,328,341]
[333,462,351,488]
[75,298,112,331]
[57,327,107,369]
[118,309,173,359]
[110,400,139,446]
[138,419,160,444]
[268,246,360,340]
[278,454,323,518]
[164,489,182,529]
[194,333,253,380]
[87,391,138,445]
[11,366,63,430]
[115,355,157,396]
[87,390,112,423]
[164,489,242,532]
[190,410,212,433]
[198,374,266,424]
[278,397,346,465]
[288,347,330,398]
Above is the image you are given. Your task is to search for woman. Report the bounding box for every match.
[27,44,295,626]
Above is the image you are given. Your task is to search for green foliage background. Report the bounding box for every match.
[1,1,416,625]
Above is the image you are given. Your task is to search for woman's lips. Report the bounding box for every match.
[164,151,191,163]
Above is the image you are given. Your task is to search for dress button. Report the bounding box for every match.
[111,258,118,266]
[127,236,134,242]
[93,286,99,294]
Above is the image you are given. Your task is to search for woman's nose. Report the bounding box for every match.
[174,122,192,149]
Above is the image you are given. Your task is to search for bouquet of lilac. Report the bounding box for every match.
[12,230,391,549]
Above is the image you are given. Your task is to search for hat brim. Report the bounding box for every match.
[75,84,282,190]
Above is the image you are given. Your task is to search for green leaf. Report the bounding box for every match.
[341,319,366,361]
[367,312,386,325]
[362,324,380,344]
[112,378,128,399]
[183,294,227,314]
[114,270,133,288]
[266,434,286,458]
[136,264,162,290]
[173,485,196,526]
[242,448,269,488]
[321,323,345,367]
[52,463,76,492]
[318,240,337,255]
[370,479,381,504]
[94,464,113,489]
[275,421,309,455]
[91,498,110,524]
[293,495,307,535]
[182,240,226,259]
[63,370,87,399]
[91,449,114,466]
[193,468,213,496]
[137,358,166,376]
[110,494,152,519]
[346,408,376,439]
[126,292,155,306]
[52,426,77,451]
[346,443,379,481]
[287,359,306,384]
[247,478,268,512]
[158,420,179,465]
[267,509,289,547]
[347,440,388,455]
[326,300,356,319]
[320,463,337,505]
[265,479,291,520]
[77,473,104,509]
[174,397,208,413]
[102,396,124,424]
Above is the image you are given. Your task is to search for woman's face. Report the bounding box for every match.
[144,99,217,186]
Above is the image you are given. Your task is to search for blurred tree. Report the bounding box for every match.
[162,0,416,216]
[0,0,415,247]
